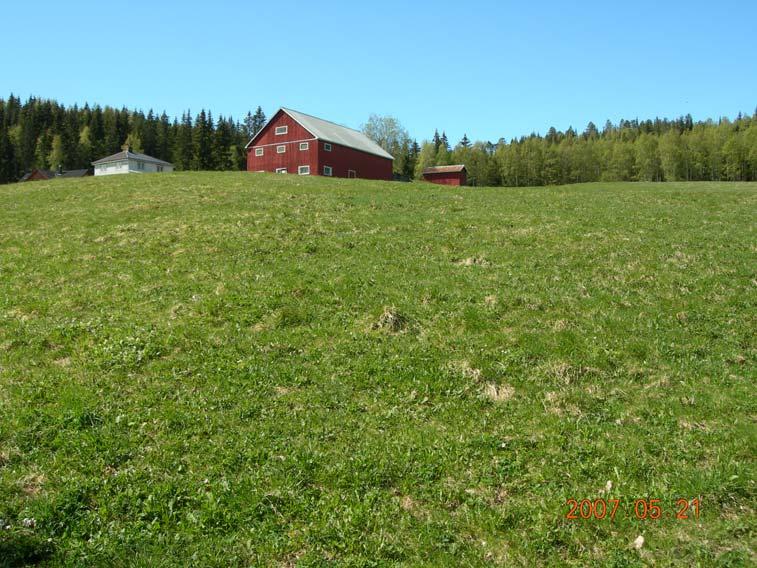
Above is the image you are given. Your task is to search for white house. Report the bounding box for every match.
[92,146,173,176]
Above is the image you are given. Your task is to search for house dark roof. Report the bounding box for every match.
[92,150,173,167]
[246,108,394,160]
[423,165,467,175]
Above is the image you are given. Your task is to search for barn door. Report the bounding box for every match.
[347,170,357,179]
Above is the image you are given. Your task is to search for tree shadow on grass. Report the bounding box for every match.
[0,533,53,567]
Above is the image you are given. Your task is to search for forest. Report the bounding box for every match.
[0,93,755,185]
[0,95,263,184]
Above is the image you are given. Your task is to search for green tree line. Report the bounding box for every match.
[1,94,755,186]
[0,94,267,183]
[413,112,757,186]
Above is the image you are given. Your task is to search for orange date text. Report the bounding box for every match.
[565,498,700,521]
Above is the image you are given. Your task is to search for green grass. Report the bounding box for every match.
[0,173,754,566]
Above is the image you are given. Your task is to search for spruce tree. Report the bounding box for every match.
[103,108,120,154]
[243,111,254,140]
[252,106,266,135]
[156,112,171,162]
[175,111,194,170]
[116,108,130,149]
[584,122,599,140]
[142,109,158,157]
[193,109,214,170]
[213,115,233,170]
[89,106,105,159]
[61,109,80,168]
[18,105,37,171]
[0,116,17,183]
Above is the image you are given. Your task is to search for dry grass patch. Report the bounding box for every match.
[484,382,515,403]
[278,550,306,567]
[449,360,482,382]
[371,307,409,333]
[400,494,416,512]
[543,391,581,416]
[552,319,569,331]
[546,361,601,385]
[20,473,45,497]
[455,256,490,267]
[678,419,708,431]
[393,491,428,520]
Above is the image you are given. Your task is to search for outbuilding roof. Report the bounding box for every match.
[92,149,173,167]
[423,165,467,174]
[246,108,394,160]
[58,169,90,178]
[19,168,90,181]
[19,169,56,181]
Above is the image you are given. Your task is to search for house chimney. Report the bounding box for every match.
[122,143,130,154]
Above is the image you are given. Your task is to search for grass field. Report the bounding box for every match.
[0,173,754,566]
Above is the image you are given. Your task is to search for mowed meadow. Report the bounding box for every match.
[0,173,754,566]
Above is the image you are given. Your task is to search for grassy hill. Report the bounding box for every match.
[0,173,754,566]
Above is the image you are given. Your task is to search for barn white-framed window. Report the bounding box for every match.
[299,142,309,151]
[275,126,288,135]
[323,165,333,176]
[255,147,264,156]
[298,165,310,175]
[348,169,356,178]
[276,168,287,174]
[324,143,332,152]
[276,145,286,154]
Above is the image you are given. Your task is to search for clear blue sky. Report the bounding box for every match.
[2,0,755,144]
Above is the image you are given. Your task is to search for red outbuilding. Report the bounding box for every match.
[246,108,394,181]
[422,165,468,186]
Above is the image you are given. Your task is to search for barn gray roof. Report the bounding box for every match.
[247,108,394,160]
[92,150,173,166]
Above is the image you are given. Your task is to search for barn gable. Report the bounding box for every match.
[246,108,393,160]
[246,110,315,150]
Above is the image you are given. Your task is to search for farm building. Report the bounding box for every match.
[20,168,91,182]
[92,146,173,176]
[246,108,393,180]
[422,165,467,186]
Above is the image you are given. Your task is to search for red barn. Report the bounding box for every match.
[246,108,394,180]
[422,165,468,186]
